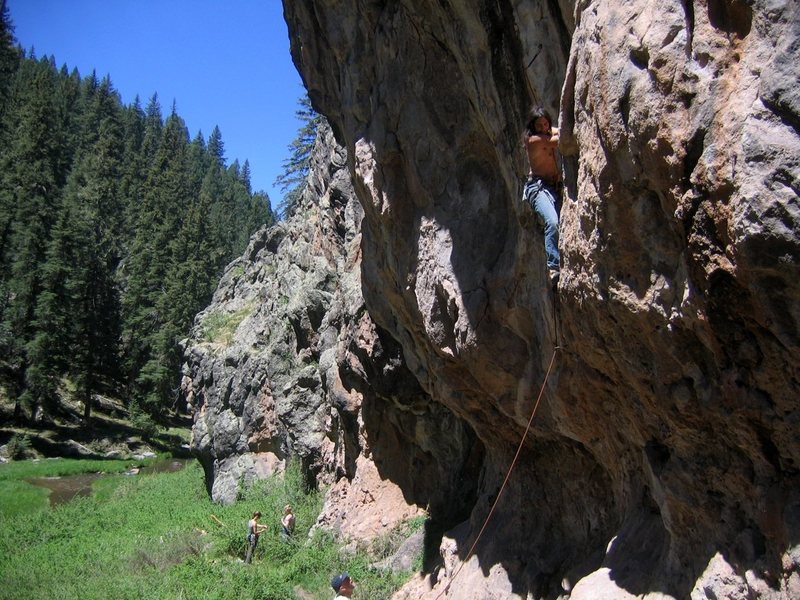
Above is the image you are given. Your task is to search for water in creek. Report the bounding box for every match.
[28,458,189,506]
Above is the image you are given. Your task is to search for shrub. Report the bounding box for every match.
[370,514,428,560]
[132,530,208,571]
[7,434,32,460]
[129,403,159,439]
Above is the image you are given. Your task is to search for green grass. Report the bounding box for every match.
[0,459,422,599]
[199,304,254,347]
[0,457,162,518]
[0,478,50,517]
[0,458,150,482]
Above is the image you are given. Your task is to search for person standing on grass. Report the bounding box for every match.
[244,511,267,564]
[280,504,295,540]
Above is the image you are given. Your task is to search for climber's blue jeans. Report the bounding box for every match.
[523,177,561,270]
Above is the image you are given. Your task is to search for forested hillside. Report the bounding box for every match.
[0,9,273,425]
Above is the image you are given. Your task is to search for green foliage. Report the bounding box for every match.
[5,432,31,459]
[200,304,254,347]
[0,3,20,138]
[368,515,426,561]
[128,402,159,439]
[26,75,125,420]
[0,459,421,599]
[0,35,275,422]
[274,93,323,219]
[230,264,246,280]
[0,456,154,518]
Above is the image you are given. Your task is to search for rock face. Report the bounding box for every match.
[278,0,800,598]
[184,122,477,537]
[184,121,362,504]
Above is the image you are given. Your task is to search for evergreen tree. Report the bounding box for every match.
[122,109,191,414]
[274,93,321,218]
[24,204,75,414]
[0,2,20,138]
[118,96,146,245]
[0,57,68,419]
[187,130,207,196]
[27,72,124,422]
[207,125,225,168]
[0,49,275,421]
[57,65,83,170]
[140,93,163,163]
[206,128,245,257]
[76,70,101,152]
[240,159,252,194]
[226,161,266,253]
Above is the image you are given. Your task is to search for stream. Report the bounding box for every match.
[27,458,189,506]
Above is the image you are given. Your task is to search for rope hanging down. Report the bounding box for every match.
[435,348,559,599]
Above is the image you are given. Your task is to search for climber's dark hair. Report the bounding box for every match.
[525,106,553,136]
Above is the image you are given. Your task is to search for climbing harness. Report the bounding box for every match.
[434,347,560,599]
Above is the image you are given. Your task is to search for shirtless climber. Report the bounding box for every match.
[522,106,562,286]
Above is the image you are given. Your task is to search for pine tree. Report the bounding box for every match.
[187,130,207,195]
[122,108,192,414]
[0,56,69,419]
[274,93,322,218]
[0,50,277,421]
[207,125,225,168]
[240,159,252,194]
[0,2,20,138]
[25,205,75,414]
[27,72,124,422]
[140,93,163,163]
[118,96,146,244]
[57,65,83,171]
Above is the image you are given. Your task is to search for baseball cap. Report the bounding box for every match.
[331,572,350,592]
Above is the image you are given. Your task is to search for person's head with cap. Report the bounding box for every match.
[331,571,354,597]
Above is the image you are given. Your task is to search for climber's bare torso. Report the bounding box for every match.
[525,117,560,184]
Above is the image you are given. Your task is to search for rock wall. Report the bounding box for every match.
[281,0,800,598]
[183,122,479,539]
[185,121,361,502]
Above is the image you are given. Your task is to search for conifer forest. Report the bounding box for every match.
[0,11,274,425]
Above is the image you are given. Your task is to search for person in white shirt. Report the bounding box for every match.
[280,504,295,540]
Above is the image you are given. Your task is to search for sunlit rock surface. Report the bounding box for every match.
[280,0,800,598]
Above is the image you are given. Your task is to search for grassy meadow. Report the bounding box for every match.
[0,458,421,600]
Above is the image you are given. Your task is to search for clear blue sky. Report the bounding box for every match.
[6,0,306,207]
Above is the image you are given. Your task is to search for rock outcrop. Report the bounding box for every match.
[184,122,478,539]
[184,120,362,503]
[276,0,800,598]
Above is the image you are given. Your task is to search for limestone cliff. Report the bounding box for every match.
[273,0,800,598]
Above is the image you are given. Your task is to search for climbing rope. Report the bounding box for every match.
[552,278,562,348]
[434,347,559,599]
[524,43,544,106]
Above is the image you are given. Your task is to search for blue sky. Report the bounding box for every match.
[6,0,306,207]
